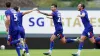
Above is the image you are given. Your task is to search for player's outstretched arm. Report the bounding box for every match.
[5,15,10,32]
[22,10,33,15]
[46,16,52,19]
[22,8,38,15]
[38,10,52,16]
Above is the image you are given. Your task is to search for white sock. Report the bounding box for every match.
[72,39,77,41]
[77,50,81,55]
[48,50,52,54]
[26,53,30,56]
[20,38,25,48]
[72,37,79,42]
[22,48,25,52]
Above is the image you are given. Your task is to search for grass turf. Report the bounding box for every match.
[0,49,100,56]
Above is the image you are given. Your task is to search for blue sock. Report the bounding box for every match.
[78,42,84,50]
[19,44,23,49]
[66,38,75,43]
[15,45,21,56]
[50,41,54,50]
[10,40,20,45]
[95,37,100,42]
[25,44,29,53]
[19,43,29,53]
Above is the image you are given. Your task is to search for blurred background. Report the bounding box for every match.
[0,0,100,8]
[0,0,100,49]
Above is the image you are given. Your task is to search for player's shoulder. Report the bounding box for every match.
[17,12,23,16]
[52,10,59,15]
[5,8,14,14]
[54,10,59,13]
[5,9,10,13]
[82,9,87,12]
[18,12,23,14]
[5,9,12,15]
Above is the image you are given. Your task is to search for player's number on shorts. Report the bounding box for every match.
[14,14,18,21]
[57,13,61,22]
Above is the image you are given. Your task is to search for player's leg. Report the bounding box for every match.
[49,34,56,51]
[57,29,79,44]
[89,36,95,43]
[7,32,20,46]
[88,27,100,44]
[14,30,22,56]
[19,38,25,50]
[25,43,30,56]
[95,37,100,43]
[20,29,26,49]
[20,29,30,56]
[20,30,25,49]
[19,43,30,56]
[10,39,21,56]
[9,34,20,46]
[7,35,12,45]
[23,31,30,56]
[15,44,21,56]
[72,30,87,56]
[11,36,21,56]
[88,27,95,43]
[60,37,79,44]
[78,36,86,55]
[43,34,57,56]
[6,34,11,45]
[89,33,100,44]
[58,32,78,44]
[95,37,100,49]
[10,39,20,45]
[88,28,100,48]
[72,35,86,56]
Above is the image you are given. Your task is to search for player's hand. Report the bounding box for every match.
[33,8,41,13]
[77,15,80,17]
[37,10,41,13]
[33,7,38,11]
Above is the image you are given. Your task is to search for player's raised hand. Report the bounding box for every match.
[37,9,41,13]
[33,7,38,11]
[33,7,41,13]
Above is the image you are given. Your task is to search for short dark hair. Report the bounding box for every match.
[5,2,11,8]
[13,6,19,11]
[81,4,85,9]
[51,4,57,8]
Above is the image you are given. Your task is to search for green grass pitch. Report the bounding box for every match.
[0,49,100,56]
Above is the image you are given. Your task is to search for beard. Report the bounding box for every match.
[78,9,81,11]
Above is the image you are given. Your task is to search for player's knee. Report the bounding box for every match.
[62,41,66,44]
[7,41,10,46]
[50,35,56,42]
[61,41,66,44]
[79,39,84,42]
[61,40,66,44]
[90,37,96,44]
[91,41,95,44]
[50,38,54,42]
